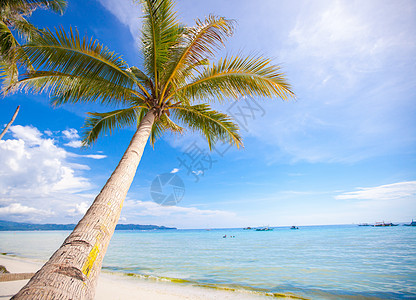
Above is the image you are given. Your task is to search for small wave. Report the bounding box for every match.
[103,267,416,299]
[112,271,308,299]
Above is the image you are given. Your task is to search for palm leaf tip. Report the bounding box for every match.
[82,107,138,146]
[47,0,68,15]
[173,104,243,151]
[170,54,295,103]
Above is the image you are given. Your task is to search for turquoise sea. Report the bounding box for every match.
[1,225,415,299]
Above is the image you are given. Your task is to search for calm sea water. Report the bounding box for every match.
[1,225,415,299]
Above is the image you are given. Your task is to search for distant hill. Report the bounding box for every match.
[0,220,176,231]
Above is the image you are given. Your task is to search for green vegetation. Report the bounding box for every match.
[0,0,66,89]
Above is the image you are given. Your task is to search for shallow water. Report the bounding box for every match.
[1,225,415,299]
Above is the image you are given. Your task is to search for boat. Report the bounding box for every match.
[255,227,273,231]
[243,227,252,230]
[373,221,398,227]
[404,219,416,226]
[290,226,299,229]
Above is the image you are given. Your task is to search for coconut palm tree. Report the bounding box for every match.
[11,0,293,298]
[0,0,67,88]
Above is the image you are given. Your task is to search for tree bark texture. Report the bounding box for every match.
[0,105,20,140]
[12,110,156,300]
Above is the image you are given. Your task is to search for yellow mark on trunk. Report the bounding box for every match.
[82,243,100,277]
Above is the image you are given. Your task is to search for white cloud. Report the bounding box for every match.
[0,203,52,216]
[331,181,416,222]
[170,168,179,174]
[9,125,43,145]
[336,181,416,201]
[283,0,416,85]
[0,125,99,222]
[0,126,90,193]
[62,128,80,140]
[67,202,89,216]
[62,129,83,148]
[68,153,107,160]
[97,0,141,45]
[64,140,83,148]
[246,1,416,164]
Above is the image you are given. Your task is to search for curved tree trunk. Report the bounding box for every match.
[12,110,156,300]
[0,105,20,140]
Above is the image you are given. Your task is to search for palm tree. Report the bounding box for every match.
[11,0,293,298]
[0,0,67,88]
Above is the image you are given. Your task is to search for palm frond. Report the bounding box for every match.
[18,27,150,98]
[160,15,234,99]
[11,70,146,106]
[0,20,18,58]
[171,55,294,103]
[172,103,242,150]
[141,0,181,94]
[1,0,67,16]
[126,66,154,95]
[0,60,18,90]
[151,114,183,146]
[8,15,42,42]
[82,106,146,146]
[0,21,19,89]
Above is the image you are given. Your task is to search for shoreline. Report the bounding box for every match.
[0,255,293,300]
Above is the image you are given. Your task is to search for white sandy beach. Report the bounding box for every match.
[0,255,271,300]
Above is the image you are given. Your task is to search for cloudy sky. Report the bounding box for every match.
[0,0,415,228]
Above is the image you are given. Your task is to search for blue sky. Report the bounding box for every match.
[0,0,415,228]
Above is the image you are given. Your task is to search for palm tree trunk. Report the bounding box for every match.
[0,105,20,140]
[12,109,156,300]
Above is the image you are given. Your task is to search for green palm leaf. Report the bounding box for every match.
[141,0,182,95]
[21,27,132,88]
[7,16,41,42]
[1,0,67,15]
[0,0,67,90]
[160,15,235,99]
[172,55,294,102]
[127,66,155,96]
[151,114,183,146]
[0,21,19,87]
[173,104,242,150]
[82,106,146,146]
[12,71,145,106]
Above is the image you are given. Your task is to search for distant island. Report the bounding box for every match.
[0,220,176,231]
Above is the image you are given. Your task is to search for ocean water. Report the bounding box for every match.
[1,225,415,299]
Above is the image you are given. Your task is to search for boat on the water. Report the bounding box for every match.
[373,221,398,227]
[404,219,416,226]
[256,227,273,231]
[290,226,299,229]
[243,227,252,230]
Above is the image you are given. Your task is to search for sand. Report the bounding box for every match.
[0,255,270,300]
